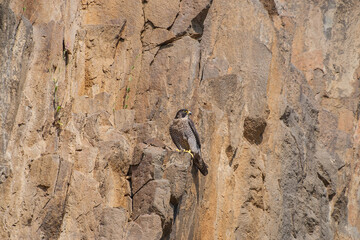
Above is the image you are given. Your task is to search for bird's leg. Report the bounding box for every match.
[183,149,194,158]
[176,149,187,154]
[175,149,194,158]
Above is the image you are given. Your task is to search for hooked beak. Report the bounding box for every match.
[188,111,192,116]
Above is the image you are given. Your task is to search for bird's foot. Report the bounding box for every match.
[183,149,194,158]
[175,149,194,158]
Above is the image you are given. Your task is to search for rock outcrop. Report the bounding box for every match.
[1,0,360,239]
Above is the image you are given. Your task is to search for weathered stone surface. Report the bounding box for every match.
[0,164,10,184]
[136,214,163,240]
[96,138,132,210]
[142,27,176,50]
[29,155,60,192]
[99,207,128,240]
[243,117,267,145]
[124,221,143,240]
[144,0,180,29]
[40,159,72,240]
[131,143,167,194]
[171,0,211,36]
[164,152,192,204]
[132,179,172,222]
[1,0,360,239]
[144,138,167,149]
[114,109,135,132]
[0,4,33,160]
[59,170,103,239]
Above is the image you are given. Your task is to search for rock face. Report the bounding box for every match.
[1,0,360,239]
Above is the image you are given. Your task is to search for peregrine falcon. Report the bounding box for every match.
[169,109,208,176]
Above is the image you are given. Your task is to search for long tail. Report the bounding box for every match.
[194,153,208,176]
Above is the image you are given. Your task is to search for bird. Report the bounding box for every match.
[169,109,208,176]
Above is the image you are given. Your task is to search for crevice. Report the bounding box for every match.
[338,163,346,171]
[146,31,190,54]
[113,20,127,58]
[171,195,181,222]
[317,171,336,201]
[245,195,264,210]
[13,15,23,40]
[148,28,204,65]
[59,166,73,229]
[198,0,215,82]
[140,0,149,51]
[126,166,133,216]
[149,44,171,66]
[167,11,180,31]
[200,64,205,82]
[226,145,238,167]
[62,39,69,65]
[140,20,155,43]
[328,192,336,201]
[42,198,52,210]
[37,184,49,192]
[356,101,360,120]
[233,163,239,171]
[289,131,305,176]
[157,34,184,47]
[331,188,348,223]
[53,157,62,195]
[38,161,73,239]
[144,1,212,63]
[259,0,279,18]
[131,179,153,198]
[197,50,202,81]
[190,4,211,39]
[317,172,329,187]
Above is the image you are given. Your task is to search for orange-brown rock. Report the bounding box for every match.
[1,0,360,239]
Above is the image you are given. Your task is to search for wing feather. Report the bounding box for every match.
[188,118,201,148]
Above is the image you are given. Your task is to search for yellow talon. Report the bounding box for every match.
[184,149,194,158]
[175,149,194,158]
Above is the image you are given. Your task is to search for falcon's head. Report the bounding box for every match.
[175,109,192,119]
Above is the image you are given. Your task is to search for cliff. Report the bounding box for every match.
[1,0,360,239]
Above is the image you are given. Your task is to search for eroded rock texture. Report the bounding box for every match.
[1,0,360,239]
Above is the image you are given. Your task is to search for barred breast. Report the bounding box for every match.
[169,118,190,150]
